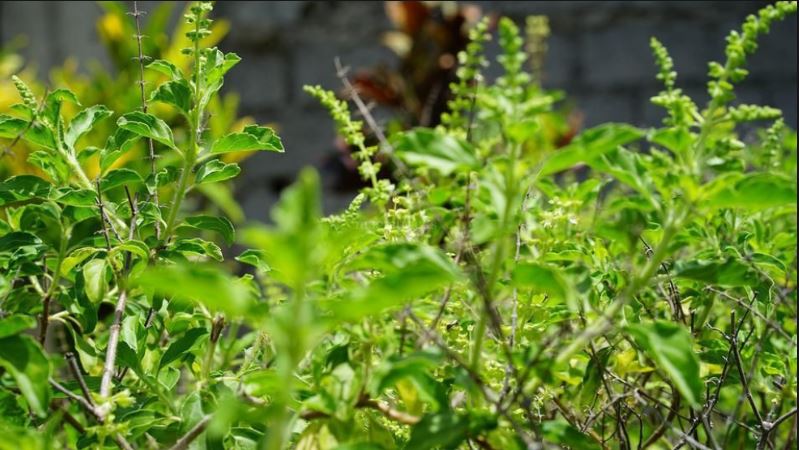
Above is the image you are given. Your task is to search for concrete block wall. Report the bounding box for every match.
[1,1,796,216]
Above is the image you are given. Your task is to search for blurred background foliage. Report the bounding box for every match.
[0,1,254,222]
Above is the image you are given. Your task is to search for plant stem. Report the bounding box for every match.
[132,1,161,240]
[39,241,65,344]
[99,290,127,402]
[163,16,203,241]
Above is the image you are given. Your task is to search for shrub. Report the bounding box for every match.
[0,1,796,449]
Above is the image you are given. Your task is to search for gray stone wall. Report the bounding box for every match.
[1,1,796,216]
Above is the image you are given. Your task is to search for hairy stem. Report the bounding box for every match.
[132,1,161,240]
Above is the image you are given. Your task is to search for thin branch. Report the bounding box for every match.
[334,58,406,173]
[96,180,120,247]
[302,393,421,425]
[65,352,94,407]
[49,379,99,419]
[168,415,212,450]
[132,0,161,240]
[771,407,798,431]
[729,314,764,426]
[99,182,139,405]
[99,291,127,402]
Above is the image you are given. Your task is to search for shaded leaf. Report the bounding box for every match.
[674,258,758,287]
[541,420,601,450]
[0,315,36,339]
[0,335,51,417]
[159,328,208,370]
[0,175,52,206]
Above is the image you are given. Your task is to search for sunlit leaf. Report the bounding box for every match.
[626,321,703,407]
[211,125,284,154]
[393,128,479,175]
[117,111,176,149]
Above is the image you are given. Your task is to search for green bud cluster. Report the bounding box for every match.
[497,18,530,101]
[762,118,785,168]
[182,2,214,56]
[303,85,366,149]
[11,75,38,113]
[707,1,797,105]
[649,38,698,127]
[525,16,550,86]
[728,104,782,122]
[304,85,394,204]
[441,17,491,133]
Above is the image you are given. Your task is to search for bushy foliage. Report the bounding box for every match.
[0,2,797,449]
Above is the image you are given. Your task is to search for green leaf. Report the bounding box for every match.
[674,258,758,287]
[184,215,235,245]
[578,347,612,407]
[211,125,284,154]
[0,335,51,417]
[102,128,143,172]
[235,249,270,272]
[0,115,56,150]
[116,341,143,376]
[65,105,113,149]
[109,240,150,262]
[626,321,703,407]
[0,315,36,339]
[150,79,192,116]
[100,168,144,192]
[61,247,100,276]
[0,232,46,263]
[371,353,447,411]
[650,127,694,155]
[392,128,479,175]
[159,328,208,370]
[171,238,223,261]
[541,419,601,450]
[147,59,183,81]
[52,188,96,207]
[195,160,241,184]
[200,49,241,108]
[0,175,52,206]
[511,262,573,303]
[701,173,797,210]
[540,123,645,175]
[406,412,495,450]
[326,243,461,322]
[135,263,254,316]
[83,258,108,303]
[116,112,176,150]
